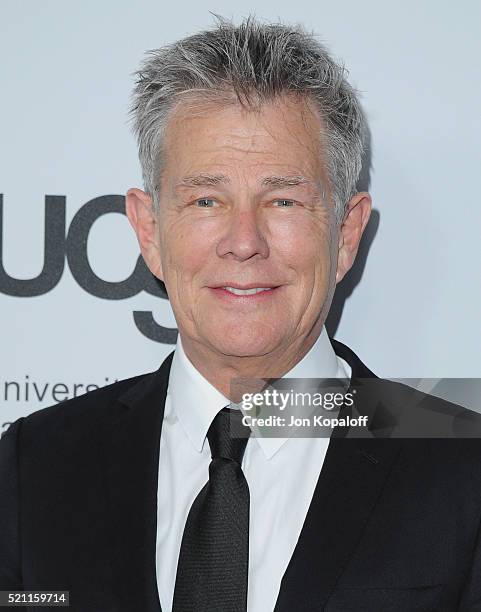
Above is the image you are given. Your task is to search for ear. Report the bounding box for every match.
[336,192,372,284]
[125,188,164,281]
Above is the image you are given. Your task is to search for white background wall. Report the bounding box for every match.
[1,0,480,428]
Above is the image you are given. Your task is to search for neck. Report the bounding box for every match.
[179,323,324,401]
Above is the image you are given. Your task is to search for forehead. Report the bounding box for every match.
[160,94,326,185]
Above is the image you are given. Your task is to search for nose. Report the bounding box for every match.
[216,208,269,262]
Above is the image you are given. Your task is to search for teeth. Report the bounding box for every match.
[223,287,273,295]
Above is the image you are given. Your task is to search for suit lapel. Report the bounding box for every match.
[102,351,174,612]
[274,339,403,611]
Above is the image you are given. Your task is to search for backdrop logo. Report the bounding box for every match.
[0,194,177,343]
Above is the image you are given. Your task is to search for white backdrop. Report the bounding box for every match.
[1,0,480,431]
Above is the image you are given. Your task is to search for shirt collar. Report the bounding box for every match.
[168,326,351,460]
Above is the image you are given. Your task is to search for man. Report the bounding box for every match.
[1,15,481,612]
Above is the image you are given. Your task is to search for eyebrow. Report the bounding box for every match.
[177,173,230,188]
[261,175,312,188]
[175,173,319,190]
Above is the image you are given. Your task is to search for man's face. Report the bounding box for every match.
[128,95,365,361]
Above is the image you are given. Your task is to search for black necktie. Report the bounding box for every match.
[172,407,251,612]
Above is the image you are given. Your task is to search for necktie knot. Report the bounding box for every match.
[207,407,251,464]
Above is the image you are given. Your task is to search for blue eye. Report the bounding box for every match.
[274,199,295,207]
[196,198,216,207]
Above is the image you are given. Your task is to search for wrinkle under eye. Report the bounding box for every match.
[275,200,295,207]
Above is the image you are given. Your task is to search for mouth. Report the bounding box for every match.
[208,284,282,301]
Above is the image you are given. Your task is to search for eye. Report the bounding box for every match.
[195,198,216,208]
[274,199,296,207]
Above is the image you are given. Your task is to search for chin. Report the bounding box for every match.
[206,324,283,358]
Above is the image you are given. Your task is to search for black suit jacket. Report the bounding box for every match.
[1,339,481,611]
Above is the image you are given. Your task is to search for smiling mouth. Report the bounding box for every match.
[209,285,281,300]
[222,286,274,295]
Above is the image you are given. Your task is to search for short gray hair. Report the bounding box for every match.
[130,14,366,223]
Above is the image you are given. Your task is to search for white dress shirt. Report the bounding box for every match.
[155,326,352,612]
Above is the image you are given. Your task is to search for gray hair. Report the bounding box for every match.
[130,14,366,224]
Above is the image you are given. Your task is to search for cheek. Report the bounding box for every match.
[273,216,332,274]
[161,221,210,279]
